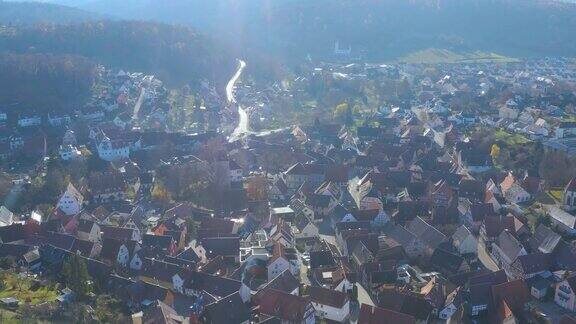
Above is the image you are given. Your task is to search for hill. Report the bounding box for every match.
[0,1,100,25]
[56,0,576,62]
[0,20,235,86]
[0,53,97,112]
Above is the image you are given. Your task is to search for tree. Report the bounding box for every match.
[62,253,92,300]
[94,295,127,323]
[490,144,501,159]
[246,175,268,201]
[334,102,353,126]
[151,180,171,203]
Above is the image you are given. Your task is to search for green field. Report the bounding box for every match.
[494,129,531,146]
[395,48,519,64]
[0,272,58,306]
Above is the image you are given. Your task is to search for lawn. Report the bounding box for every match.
[548,189,564,203]
[0,309,20,324]
[395,48,519,64]
[494,129,531,146]
[0,272,58,306]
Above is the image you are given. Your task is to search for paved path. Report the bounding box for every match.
[478,239,500,271]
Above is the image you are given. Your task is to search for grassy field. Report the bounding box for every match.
[548,189,564,203]
[395,48,520,64]
[0,272,58,306]
[494,129,531,145]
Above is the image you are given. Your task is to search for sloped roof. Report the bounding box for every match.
[254,288,312,322]
[358,304,415,324]
[260,270,299,294]
[407,217,447,249]
[308,286,348,308]
[547,206,576,229]
[496,230,524,261]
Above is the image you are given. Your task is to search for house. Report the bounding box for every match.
[59,145,82,161]
[308,286,350,322]
[200,292,250,324]
[481,215,515,243]
[564,177,576,211]
[341,209,389,228]
[17,114,41,127]
[253,288,316,324]
[101,225,141,242]
[142,234,177,257]
[451,225,477,255]
[76,219,101,243]
[439,287,467,320]
[504,183,531,204]
[96,135,130,162]
[56,183,84,216]
[377,287,434,323]
[284,163,325,194]
[548,205,576,236]
[294,214,319,240]
[469,270,507,316]
[47,113,71,127]
[406,217,447,257]
[491,279,529,322]
[229,160,243,183]
[382,225,425,260]
[526,275,551,300]
[348,175,383,211]
[269,220,295,248]
[200,237,240,263]
[88,172,127,203]
[261,269,300,295]
[500,173,531,204]
[431,249,469,275]
[133,300,186,324]
[268,243,300,279]
[0,206,14,227]
[555,274,576,311]
[491,230,527,277]
[100,238,143,270]
[509,252,549,280]
[529,224,561,254]
[358,304,415,324]
[556,121,576,139]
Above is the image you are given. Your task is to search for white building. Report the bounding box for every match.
[18,115,41,127]
[97,136,130,162]
[309,286,350,322]
[57,183,84,216]
[59,144,82,161]
[452,225,478,255]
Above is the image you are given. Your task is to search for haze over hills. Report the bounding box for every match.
[22,0,576,62]
[0,1,101,25]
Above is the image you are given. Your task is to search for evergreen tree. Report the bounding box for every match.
[62,253,92,300]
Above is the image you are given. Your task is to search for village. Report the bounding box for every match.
[1,56,576,324]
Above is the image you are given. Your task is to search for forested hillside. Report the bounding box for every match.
[0,53,97,112]
[0,20,235,86]
[55,0,576,61]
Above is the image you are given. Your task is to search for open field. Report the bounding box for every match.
[494,129,531,145]
[0,272,58,306]
[395,48,520,64]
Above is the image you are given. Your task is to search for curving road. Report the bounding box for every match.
[228,60,249,141]
[226,59,288,141]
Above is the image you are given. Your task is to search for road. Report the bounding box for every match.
[478,239,500,272]
[226,59,288,142]
[133,87,146,121]
[228,60,249,141]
